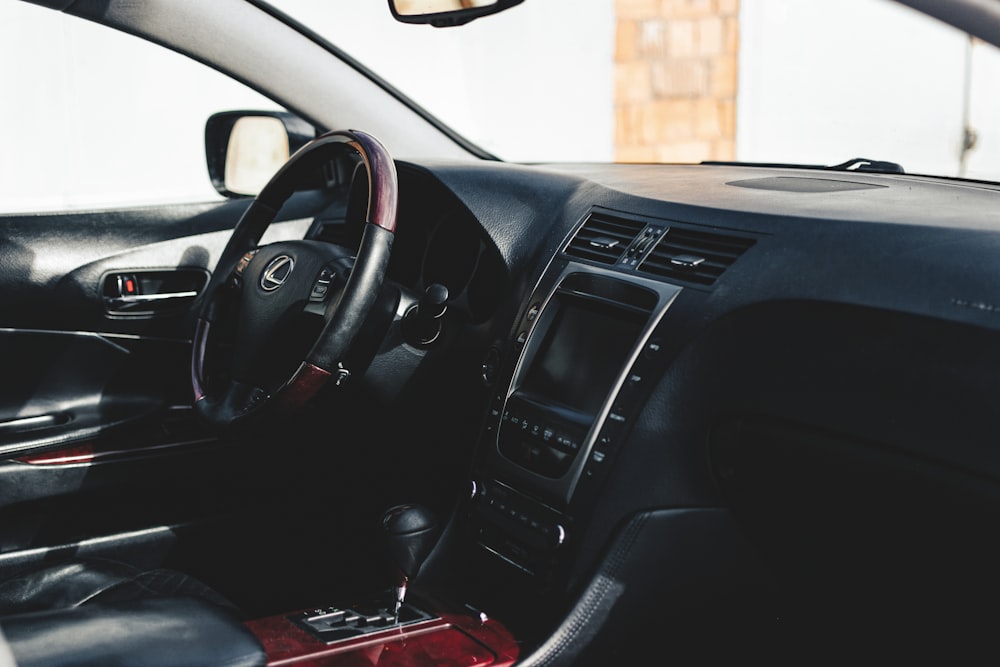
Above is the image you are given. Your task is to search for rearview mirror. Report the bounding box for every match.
[388,0,524,27]
[205,111,316,197]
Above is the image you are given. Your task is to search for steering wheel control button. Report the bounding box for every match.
[309,283,329,301]
[235,249,258,276]
[526,302,541,322]
[309,266,337,302]
[260,254,294,292]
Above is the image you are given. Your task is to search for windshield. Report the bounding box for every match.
[274,0,999,181]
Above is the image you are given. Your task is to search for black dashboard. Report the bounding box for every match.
[3,144,999,662]
[352,159,1000,661]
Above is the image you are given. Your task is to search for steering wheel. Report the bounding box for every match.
[191,129,397,428]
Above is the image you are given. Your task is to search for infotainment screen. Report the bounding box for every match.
[520,298,645,416]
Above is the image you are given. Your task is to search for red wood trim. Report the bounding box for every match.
[448,613,520,666]
[344,131,399,234]
[271,362,333,413]
[246,609,518,667]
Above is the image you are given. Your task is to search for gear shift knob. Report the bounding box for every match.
[380,504,440,616]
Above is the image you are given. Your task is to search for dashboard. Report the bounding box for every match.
[4,144,999,663]
[339,158,1000,660]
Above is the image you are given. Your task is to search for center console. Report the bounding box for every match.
[468,254,682,578]
[243,207,698,664]
[246,597,518,667]
[245,503,520,666]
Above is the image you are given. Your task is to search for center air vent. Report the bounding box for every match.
[564,213,646,265]
[639,227,755,286]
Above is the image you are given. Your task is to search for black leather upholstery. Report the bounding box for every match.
[0,597,265,667]
[0,559,235,616]
[0,559,265,666]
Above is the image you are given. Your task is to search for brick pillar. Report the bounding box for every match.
[615,0,739,163]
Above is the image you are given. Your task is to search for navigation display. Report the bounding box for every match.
[520,299,644,415]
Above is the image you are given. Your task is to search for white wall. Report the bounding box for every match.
[737,0,1000,181]
[966,42,1000,181]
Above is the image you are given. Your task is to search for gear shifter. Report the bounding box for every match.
[380,504,440,619]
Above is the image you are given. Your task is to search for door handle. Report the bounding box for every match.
[103,291,199,313]
[102,269,208,318]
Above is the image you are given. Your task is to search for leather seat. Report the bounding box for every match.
[0,559,235,615]
[0,559,265,667]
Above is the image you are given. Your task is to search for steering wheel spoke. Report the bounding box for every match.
[191,130,397,428]
[193,378,269,427]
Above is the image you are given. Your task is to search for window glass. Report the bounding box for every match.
[0,3,283,214]
[268,0,1000,181]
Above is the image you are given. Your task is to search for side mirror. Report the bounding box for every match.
[388,0,524,27]
[205,111,316,197]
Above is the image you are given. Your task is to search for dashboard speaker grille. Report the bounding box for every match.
[639,226,755,285]
[564,213,646,265]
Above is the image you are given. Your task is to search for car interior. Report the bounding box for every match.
[1,0,1000,665]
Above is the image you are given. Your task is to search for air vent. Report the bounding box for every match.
[564,213,646,265]
[639,227,755,285]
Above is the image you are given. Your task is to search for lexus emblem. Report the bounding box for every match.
[260,255,294,291]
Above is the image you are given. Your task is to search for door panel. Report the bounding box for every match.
[0,190,339,574]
